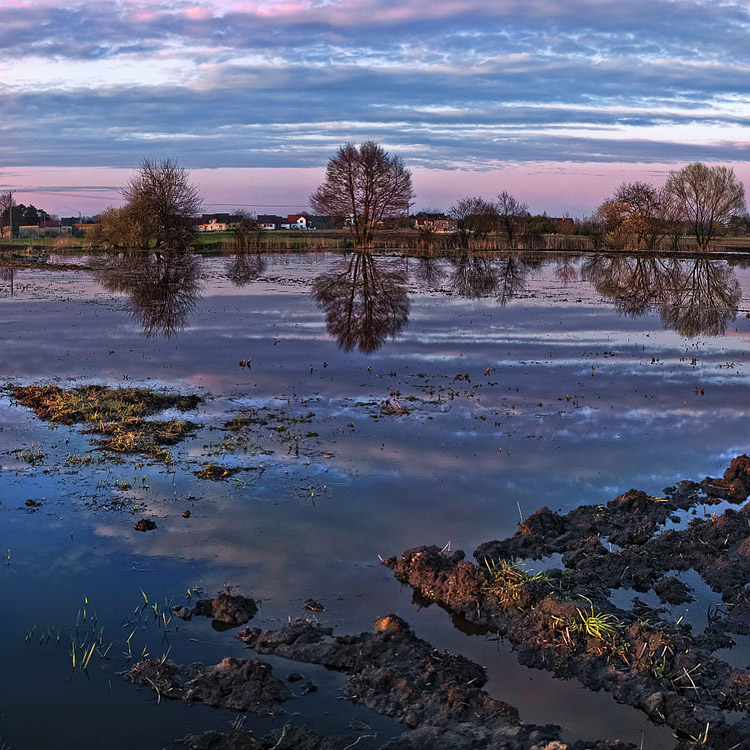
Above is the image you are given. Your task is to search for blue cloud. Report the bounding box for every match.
[0,0,748,170]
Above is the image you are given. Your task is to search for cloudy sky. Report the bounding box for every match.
[1,0,749,216]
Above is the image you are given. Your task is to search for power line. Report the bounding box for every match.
[12,193,310,208]
[13,190,120,201]
[203,202,310,208]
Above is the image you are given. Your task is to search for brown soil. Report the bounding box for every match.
[384,455,750,748]
[172,593,258,631]
[125,656,290,715]
[238,618,635,750]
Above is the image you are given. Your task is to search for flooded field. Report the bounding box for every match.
[2,251,750,749]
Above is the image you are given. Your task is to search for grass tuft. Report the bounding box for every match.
[11,384,201,461]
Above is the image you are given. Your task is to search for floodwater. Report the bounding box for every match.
[2,250,750,748]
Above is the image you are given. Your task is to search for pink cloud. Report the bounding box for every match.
[182,6,214,20]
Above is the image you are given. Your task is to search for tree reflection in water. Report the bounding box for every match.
[554,254,580,284]
[226,252,266,287]
[0,266,13,296]
[312,252,409,353]
[582,255,740,336]
[449,253,499,298]
[94,252,201,338]
[414,256,444,289]
[496,255,531,305]
[448,253,532,304]
[661,259,741,337]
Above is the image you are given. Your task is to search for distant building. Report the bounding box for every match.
[414,216,453,232]
[195,213,237,231]
[287,214,314,229]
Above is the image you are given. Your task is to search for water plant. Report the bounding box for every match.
[481,557,549,609]
[575,596,619,639]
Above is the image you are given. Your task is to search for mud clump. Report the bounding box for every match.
[653,576,692,605]
[126,656,290,714]
[174,725,334,750]
[133,518,157,532]
[173,593,258,630]
[385,545,749,745]
[130,616,637,749]
[195,593,258,629]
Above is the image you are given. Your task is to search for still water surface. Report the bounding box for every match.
[1,251,749,748]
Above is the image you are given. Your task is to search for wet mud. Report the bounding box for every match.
[131,617,636,750]
[173,593,259,630]
[384,456,750,747]
[125,656,290,714]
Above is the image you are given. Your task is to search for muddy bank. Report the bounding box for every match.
[174,725,334,750]
[127,617,635,750]
[126,656,290,715]
[384,456,750,747]
[239,618,634,750]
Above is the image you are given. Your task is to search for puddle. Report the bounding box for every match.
[3,251,750,748]
[610,568,724,635]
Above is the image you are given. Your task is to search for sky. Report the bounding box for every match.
[1,0,749,217]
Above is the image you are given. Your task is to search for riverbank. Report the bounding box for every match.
[2,229,750,256]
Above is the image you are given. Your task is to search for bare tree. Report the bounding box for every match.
[665,163,746,251]
[0,191,14,239]
[496,191,528,248]
[310,142,414,248]
[448,197,497,248]
[120,158,202,251]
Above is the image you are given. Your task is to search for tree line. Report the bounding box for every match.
[9,144,746,251]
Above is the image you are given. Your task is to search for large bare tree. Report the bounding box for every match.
[665,163,746,251]
[496,191,528,248]
[120,158,202,251]
[310,142,414,248]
